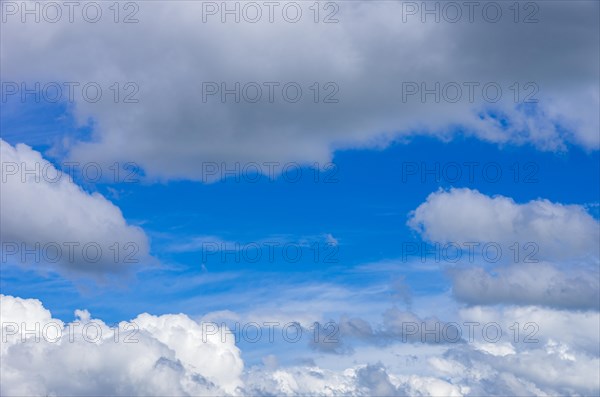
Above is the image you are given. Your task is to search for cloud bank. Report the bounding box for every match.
[2,294,598,396]
[1,1,598,181]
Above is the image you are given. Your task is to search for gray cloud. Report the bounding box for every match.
[1,1,598,181]
[450,262,600,311]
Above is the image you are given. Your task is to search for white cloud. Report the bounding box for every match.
[0,294,243,396]
[408,188,599,262]
[2,294,599,396]
[1,1,598,181]
[407,188,600,310]
[452,305,600,395]
[457,305,600,358]
[0,139,151,275]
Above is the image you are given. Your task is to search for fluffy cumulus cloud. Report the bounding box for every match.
[0,139,151,275]
[2,1,599,395]
[451,305,600,395]
[243,363,465,396]
[407,188,600,310]
[1,1,598,181]
[2,294,598,396]
[290,304,600,396]
[0,294,243,396]
[408,187,599,262]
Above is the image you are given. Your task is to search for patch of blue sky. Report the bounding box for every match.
[2,100,599,329]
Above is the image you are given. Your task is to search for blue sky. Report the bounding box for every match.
[2,99,598,324]
[1,2,599,395]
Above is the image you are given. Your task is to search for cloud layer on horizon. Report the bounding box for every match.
[1,294,598,396]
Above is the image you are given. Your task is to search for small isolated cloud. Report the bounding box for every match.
[408,188,599,262]
[324,233,339,247]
